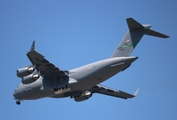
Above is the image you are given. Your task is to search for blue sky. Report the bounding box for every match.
[1,0,177,120]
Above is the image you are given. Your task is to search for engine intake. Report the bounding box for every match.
[22,74,39,84]
[17,66,35,77]
[74,91,92,102]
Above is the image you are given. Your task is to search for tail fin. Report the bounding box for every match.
[111,18,169,57]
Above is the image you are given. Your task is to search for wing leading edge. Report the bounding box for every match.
[91,85,139,99]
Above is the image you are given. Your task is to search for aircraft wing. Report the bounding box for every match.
[91,85,139,99]
[26,41,66,79]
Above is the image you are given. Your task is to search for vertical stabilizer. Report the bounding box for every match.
[111,18,169,57]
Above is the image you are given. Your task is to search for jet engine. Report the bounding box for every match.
[17,66,35,77]
[74,91,92,102]
[22,74,39,84]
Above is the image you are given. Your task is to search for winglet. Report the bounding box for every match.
[30,41,35,51]
[133,88,140,97]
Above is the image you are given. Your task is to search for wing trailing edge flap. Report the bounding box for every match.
[91,85,139,99]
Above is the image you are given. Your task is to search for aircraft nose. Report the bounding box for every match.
[13,91,17,98]
[13,89,20,99]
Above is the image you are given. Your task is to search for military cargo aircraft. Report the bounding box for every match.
[13,18,169,105]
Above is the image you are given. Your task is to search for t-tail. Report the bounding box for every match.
[111,18,169,57]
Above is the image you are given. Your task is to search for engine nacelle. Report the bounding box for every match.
[22,74,39,84]
[74,91,92,102]
[17,66,35,77]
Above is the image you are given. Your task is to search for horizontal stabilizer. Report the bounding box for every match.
[145,29,169,38]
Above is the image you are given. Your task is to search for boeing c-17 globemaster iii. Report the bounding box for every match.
[13,18,169,105]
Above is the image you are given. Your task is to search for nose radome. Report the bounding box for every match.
[13,91,17,98]
[13,89,19,99]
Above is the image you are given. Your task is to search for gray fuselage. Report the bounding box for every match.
[13,56,137,100]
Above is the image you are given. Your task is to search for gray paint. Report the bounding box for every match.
[111,18,169,58]
[13,18,169,105]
